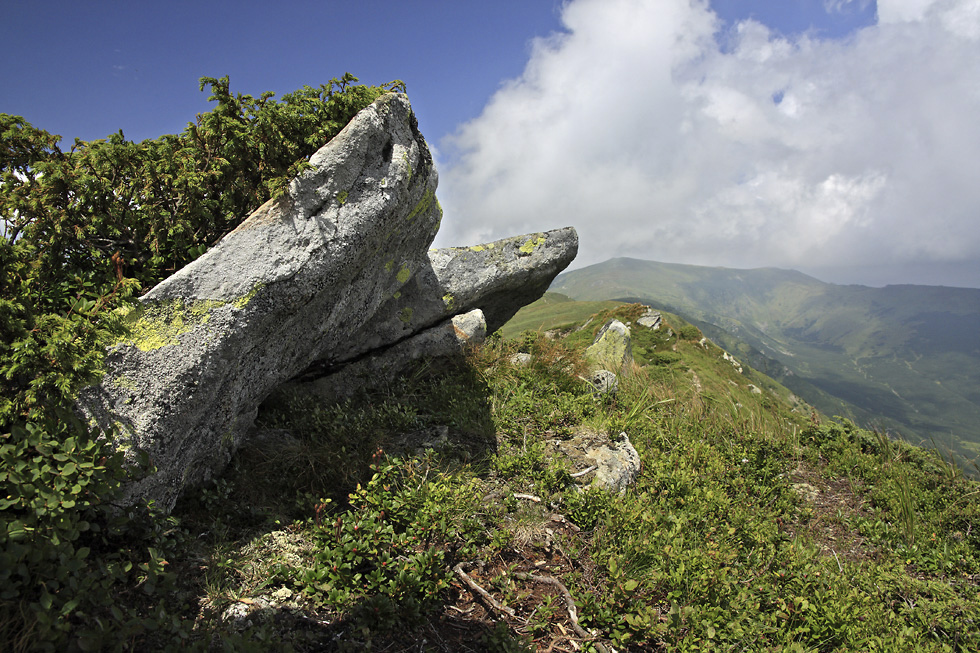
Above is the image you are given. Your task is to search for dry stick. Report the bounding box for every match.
[569,466,597,479]
[514,493,543,503]
[514,572,610,653]
[453,563,516,618]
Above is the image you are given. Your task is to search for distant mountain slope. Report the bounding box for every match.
[551,258,980,462]
[498,293,621,340]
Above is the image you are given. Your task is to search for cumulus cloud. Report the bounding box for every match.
[436,0,980,285]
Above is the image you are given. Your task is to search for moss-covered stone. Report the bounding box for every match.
[585,320,633,372]
[232,283,265,309]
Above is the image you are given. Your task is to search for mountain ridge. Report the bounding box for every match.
[551,257,980,464]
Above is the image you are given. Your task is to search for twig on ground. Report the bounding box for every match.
[514,571,610,653]
[569,466,596,479]
[453,563,515,618]
[548,513,582,533]
[514,493,542,503]
[832,548,844,572]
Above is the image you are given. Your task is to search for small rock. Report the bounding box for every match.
[271,587,294,603]
[592,433,641,494]
[552,427,641,494]
[792,482,819,503]
[222,597,273,631]
[588,369,618,395]
[637,309,662,330]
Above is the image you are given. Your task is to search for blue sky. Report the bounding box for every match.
[3,1,979,288]
[1,1,560,147]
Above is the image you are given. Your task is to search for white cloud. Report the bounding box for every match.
[436,0,980,285]
[877,0,938,23]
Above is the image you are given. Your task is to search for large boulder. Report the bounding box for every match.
[77,94,579,512]
[78,93,442,512]
[584,319,633,372]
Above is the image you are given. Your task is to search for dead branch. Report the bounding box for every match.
[514,571,610,653]
[453,563,516,618]
[514,493,543,503]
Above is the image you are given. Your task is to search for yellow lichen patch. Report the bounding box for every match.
[399,307,413,325]
[406,189,435,223]
[433,198,444,232]
[111,421,136,447]
[337,190,349,205]
[117,299,217,351]
[117,282,264,352]
[112,375,139,392]
[385,259,395,272]
[442,293,456,311]
[396,264,412,284]
[519,235,547,255]
[469,245,485,252]
[232,283,265,309]
[402,151,412,180]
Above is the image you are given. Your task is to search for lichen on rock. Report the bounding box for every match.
[585,319,633,372]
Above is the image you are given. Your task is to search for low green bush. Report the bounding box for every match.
[1,73,401,651]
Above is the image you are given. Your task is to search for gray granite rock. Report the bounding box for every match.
[77,93,441,512]
[588,369,619,395]
[553,427,641,494]
[323,227,579,364]
[294,309,487,404]
[77,93,579,514]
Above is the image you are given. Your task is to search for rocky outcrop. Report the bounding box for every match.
[316,227,579,366]
[77,93,578,512]
[637,308,662,330]
[586,369,619,395]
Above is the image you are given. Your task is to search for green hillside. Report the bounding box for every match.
[5,299,980,649]
[498,292,622,340]
[551,258,980,465]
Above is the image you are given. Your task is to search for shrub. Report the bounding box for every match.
[1,73,401,650]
